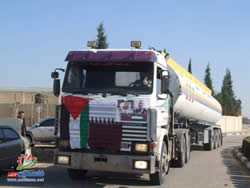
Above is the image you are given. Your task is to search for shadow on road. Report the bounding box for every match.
[191,145,204,151]
[221,147,250,188]
[41,165,152,188]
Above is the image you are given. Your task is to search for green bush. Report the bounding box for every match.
[242,137,250,158]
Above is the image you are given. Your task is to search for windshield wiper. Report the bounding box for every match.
[127,92,139,96]
[110,92,128,96]
[70,90,88,95]
[69,89,100,95]
[127,90,151,96]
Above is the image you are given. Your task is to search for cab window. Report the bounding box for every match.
[157,67,162,94]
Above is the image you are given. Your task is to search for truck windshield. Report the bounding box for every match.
[62,61,153,95]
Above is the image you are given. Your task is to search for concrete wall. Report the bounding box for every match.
[217,115,242,133]
[0,104,57,126]
[0,90,58,125]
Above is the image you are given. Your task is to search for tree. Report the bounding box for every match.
[204,63,214,96]
[219,69,241,116]
[188,58,192,74]
[95,22,109,49]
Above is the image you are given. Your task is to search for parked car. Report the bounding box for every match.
[0,118,25,170]
[26,117,55,145]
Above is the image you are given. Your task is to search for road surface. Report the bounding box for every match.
[1,134,250,188]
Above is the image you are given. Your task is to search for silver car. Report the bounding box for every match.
[26,117,55,145]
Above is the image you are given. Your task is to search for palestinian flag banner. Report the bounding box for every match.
[62,96,92,149]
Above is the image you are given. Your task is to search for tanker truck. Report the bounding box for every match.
[51,41,222,185]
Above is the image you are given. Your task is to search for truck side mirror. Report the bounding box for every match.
[161,70,170,94]
[53,79,60,97]
[51,71,59,79]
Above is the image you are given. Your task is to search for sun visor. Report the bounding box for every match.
[65,51,157,62]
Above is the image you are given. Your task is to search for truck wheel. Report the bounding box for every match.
[220,130,223,146]
[150,142,168,185]
[185,136,190,163]
[214,130,217,149]
[219,130,222,147]
[172,136,186,167]
[67,169,88,180]
[216,130,220,148]
[203,134,213,151]
[181,137,186,166]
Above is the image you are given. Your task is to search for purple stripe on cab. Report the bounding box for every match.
[65,50,157,62]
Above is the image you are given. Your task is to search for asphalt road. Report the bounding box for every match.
[1,134,250,188]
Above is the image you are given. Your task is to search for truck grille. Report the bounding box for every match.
[121,123,148,142]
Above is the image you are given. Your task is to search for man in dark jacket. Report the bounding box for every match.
[17,111,26,137]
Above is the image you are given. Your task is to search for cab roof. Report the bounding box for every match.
[65,49,159,63]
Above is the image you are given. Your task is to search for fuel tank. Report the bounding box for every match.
[167,57,222,125]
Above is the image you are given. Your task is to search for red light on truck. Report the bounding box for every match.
[146,51,153,56]
[150,143,157,149]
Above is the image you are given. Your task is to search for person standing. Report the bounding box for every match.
[17,111,26,137]
[17,110,32,165]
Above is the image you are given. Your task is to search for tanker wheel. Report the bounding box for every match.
[185,136,190,163]
[214,130,218,149]
[67,169,88,180]
[220,130,223,146]
[219,130,223,146]
[150,142,168,185]
[203,134,214,151]
[217,130,221,148]
[219,130,223,147]
[173,136,186,167]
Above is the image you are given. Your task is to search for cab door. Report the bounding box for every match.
[156,66,169,126]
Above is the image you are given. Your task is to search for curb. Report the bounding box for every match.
[233,148,250,169]
[223,132,247,136]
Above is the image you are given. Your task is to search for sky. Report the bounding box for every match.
[0,0,249,117]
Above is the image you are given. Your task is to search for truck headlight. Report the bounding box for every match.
[135,143,148,152]
[134,160,148,169]
[57,155,70,165]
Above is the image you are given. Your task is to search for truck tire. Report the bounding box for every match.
[220,130,223,146]
[172,136,186,167]
[203,133,214,151]
[218,130,222,147]
[67,169,88,180]
[216,130,220,148]
[214,130,218,149]
[185,136,190,163]
[150,142,168,185]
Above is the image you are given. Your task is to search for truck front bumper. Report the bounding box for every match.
[54,150,156,174]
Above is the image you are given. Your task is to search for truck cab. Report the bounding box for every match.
[52,43,172,185]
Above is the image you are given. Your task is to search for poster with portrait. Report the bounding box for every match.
[117,99,148,122]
